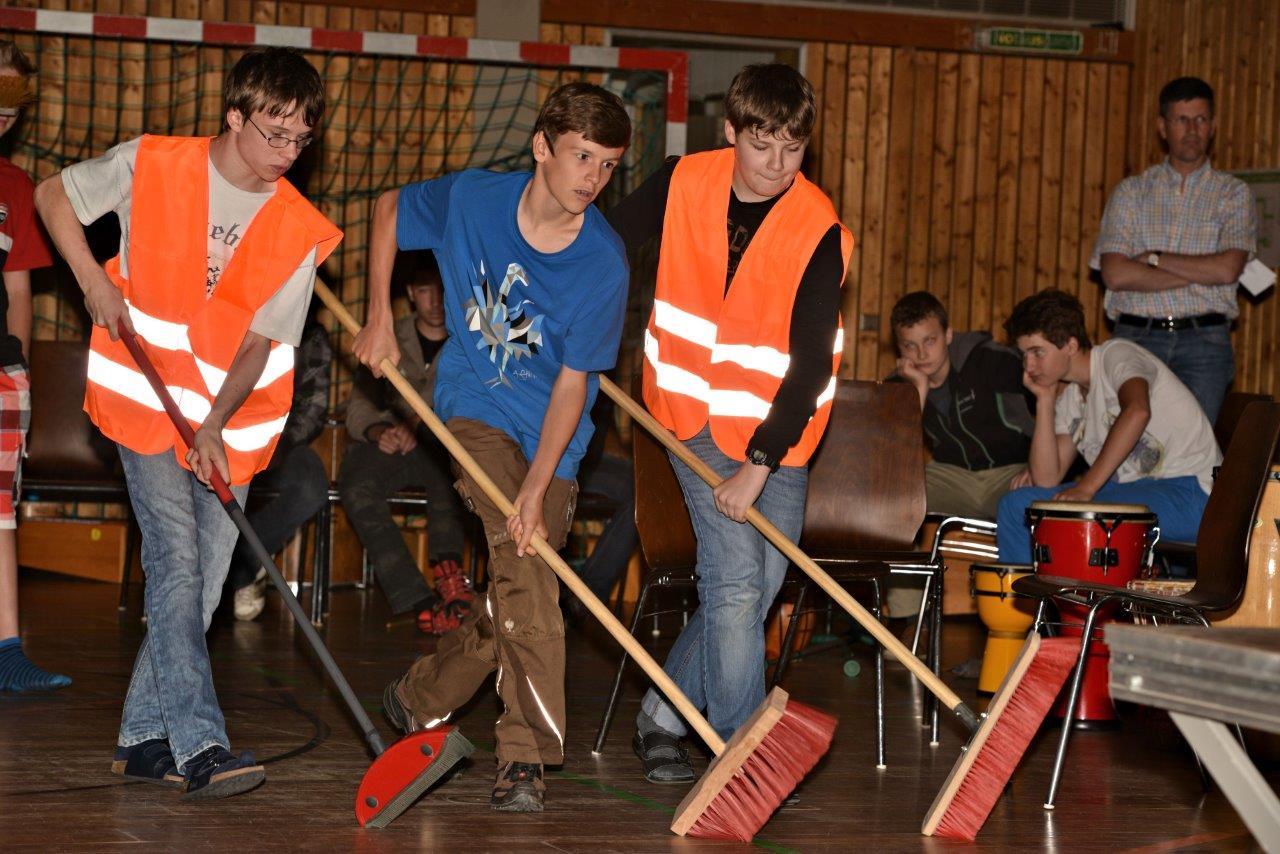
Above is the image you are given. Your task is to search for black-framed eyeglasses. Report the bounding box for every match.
[245,116,313,150]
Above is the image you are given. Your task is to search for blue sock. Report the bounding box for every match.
[0,636,72,692]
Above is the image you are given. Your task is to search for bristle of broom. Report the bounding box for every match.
[674,693,837,842]
[922,635,1080,842]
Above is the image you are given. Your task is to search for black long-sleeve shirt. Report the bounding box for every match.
[607,156,844,463]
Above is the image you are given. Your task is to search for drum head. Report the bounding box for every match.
[1027,500,1155,521]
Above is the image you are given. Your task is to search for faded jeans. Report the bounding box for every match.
[1113,320,1234,425]
[116,445,248,773]
[640,426,807,742]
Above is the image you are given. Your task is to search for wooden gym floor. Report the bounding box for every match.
[0,571,1269,852]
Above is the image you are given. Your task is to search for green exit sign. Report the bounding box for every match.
[978,27,1084,55]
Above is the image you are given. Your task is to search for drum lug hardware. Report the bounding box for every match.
[1088,547,1118,568]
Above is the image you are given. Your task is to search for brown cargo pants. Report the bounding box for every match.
[399,417,577,765]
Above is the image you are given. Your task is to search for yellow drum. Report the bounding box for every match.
[970,563,1036,694]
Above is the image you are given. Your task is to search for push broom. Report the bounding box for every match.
[115,323,474,829]
[314,281,835,842]
[598,376,1081,842]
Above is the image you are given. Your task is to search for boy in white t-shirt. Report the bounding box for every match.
[995,289,1221,563]
[34,48,341,799]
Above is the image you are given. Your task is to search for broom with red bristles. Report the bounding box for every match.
[597,376,1083,842]
[315,282,833,842]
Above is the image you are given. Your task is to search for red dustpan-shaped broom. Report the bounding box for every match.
[115,322,471,828]
[314,281,835,842]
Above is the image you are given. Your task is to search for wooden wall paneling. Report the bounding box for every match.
[855,47,891,381]
[929,51,959,311]
[171,0,200,136]
[905,50,936,296]
[968,56,1002,338]
[424,13,452,183]
[948,53,980,334]
[803,42,827,185]
[1056,61,1087,296]
[1076,63,1109,334]
[1013,58,1043,307]
[445,13,476,173]
[1255,0,1278,168]
[1036,60,1064,293]
[820,44,849,213]
[65,0,93,163]
[991,57,1023,335]
[394,12,427,196]
[840,45,870,377]
[878,47,915,377]
[1101,63,1129,340]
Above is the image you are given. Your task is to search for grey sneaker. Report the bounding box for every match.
[233,567,267,621]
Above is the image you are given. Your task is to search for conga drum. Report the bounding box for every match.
[1027,501,1158,722]
[969,563,1035,694]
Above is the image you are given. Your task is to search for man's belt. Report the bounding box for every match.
[1116,312,1229,331]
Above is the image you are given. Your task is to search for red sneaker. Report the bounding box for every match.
[416,560,475,636]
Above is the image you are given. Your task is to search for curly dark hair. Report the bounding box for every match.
[890,291,948,331]
[1003,289,1092,350]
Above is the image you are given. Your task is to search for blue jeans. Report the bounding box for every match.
[117,446,248,772]
[228,444,329,591]
[639,426,807,742]
[1113,320,1234,425]
[996,476,1208,563]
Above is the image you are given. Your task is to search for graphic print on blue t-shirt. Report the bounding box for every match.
[466,260,545,387]
[395,169,628,479]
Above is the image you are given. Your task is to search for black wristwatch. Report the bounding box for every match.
[746,446,780,472]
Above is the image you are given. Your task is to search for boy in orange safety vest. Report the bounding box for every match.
[607,63,852,782]
[35,48,341,800]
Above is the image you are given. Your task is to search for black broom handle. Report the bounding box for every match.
[115,323,388,757]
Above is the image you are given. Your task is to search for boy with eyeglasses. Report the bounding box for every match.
[35,47,341,800]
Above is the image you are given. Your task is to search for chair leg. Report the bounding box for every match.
[1044,600,1105,809]
[117,517,138,612]
[927,564,943,745]
[872,579,886,770]
[770,579,809,690]
[593,577,655,755]
[911,573,931,657]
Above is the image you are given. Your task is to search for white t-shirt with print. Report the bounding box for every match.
[1054,338,1221,494]
[60,136,316,346]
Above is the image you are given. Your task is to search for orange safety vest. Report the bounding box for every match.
[84,135,342,485]
[642,147,852,467]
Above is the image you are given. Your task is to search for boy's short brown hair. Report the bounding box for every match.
[222,47,325,130]
[532,81,631,151]
[1004,289,1092,350]
[725,63,816,141]
[891,291,949,332]
[0,40,38,110]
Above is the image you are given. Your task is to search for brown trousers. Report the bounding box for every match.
[401,417,577,765]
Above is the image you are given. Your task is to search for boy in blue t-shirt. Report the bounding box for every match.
[358,83,631,814]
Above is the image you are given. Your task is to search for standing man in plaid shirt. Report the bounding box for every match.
[1091,76,1257,425]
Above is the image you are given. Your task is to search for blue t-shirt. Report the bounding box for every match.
[397,169,628,479]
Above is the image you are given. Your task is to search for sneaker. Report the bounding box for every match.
[416,601,465,636]
[181,745,265,800]
[427,559,475,626]
[111,738,183,788]
[233,567,268,622]
[383,675,449,735]
[490,761,544,812]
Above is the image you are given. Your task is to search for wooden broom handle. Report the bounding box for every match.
[599,375,968,713]
[314,282,726,753]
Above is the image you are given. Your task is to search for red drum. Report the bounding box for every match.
[1027,501,1158,722]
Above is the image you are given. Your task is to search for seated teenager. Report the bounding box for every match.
[995,289,1220,564]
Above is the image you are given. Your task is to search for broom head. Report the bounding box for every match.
[355,727,474,828]
[671,686,837,841]
[922,634,1080,841]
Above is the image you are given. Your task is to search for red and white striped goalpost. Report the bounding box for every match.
[0,5,689,157]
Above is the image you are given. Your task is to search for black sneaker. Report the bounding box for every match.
[490,761,544,812]
[181,746,265,800]
[111,738,183,788]
[633,730,694,783]
[383,675,448,735]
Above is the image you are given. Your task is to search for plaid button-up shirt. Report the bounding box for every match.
[1090,159,1257,319]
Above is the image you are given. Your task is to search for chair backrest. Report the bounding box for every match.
[1213,391,1274,452]
[631,419,698,573]
[1193,401,1280,609]
[26,340,121,483]
[802,379,927,556]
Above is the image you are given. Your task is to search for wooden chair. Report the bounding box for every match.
[22,340,136,606]
[773,379,979,746]
[1014,400,1280,809]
